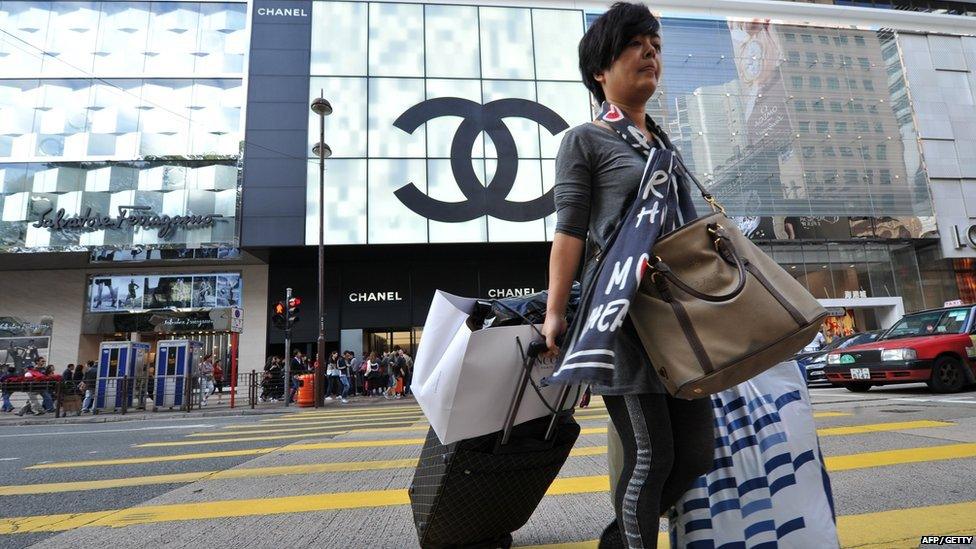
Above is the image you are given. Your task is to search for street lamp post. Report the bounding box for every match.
[311,92,333,407]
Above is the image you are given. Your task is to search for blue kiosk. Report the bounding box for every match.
[154,340,203,410]
[96,341,151,411]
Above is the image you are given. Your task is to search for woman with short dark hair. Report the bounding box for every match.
[542,4,714,547]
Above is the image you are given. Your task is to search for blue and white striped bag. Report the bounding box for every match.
[669,361,839,548]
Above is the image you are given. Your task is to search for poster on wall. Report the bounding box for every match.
[215,275,242,307]
[0,316,53,372]
[87,273,241,313]
[823,308,857,342]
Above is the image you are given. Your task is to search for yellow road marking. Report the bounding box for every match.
[225,411,610,434]
[269,405,609,422]
[197,419,425,437]
[265,408,423,420]
[138,425,432,447]
[26,447,279,468]
[15,439,976,497]
[35,419,955,467]
[260,409,426,423]
[27,439,430,469]
[825,442,976,471]
[2,480,974,539]
[522,501,976,549]
[147,419,949,449]
[145,425,603,447]
[4,447,605,495]
[816,419,952,436]
[813,411,852,418]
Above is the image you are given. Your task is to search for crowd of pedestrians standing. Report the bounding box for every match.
[0,357,99,415]
[260,347,413,404]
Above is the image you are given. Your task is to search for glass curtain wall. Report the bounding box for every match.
[306,1,589,245]
[307,9,932,246]
[0,1,247,251]
[765,241,959,311]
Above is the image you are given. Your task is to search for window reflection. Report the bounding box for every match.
[0,2,245,250]
[480,7,535,80]
[369,3,423,77]
[424,5,480,78]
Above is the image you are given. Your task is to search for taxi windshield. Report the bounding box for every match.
[883,308,971,340]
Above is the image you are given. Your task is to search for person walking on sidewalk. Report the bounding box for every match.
[199,354,215,407]
[212,359,224,404]
[81,361,97,413]
[325,351,340,401]
[337,351,353,403]
[16,363,45,416]
[542,4,713,547]
[1,364,16,412]
[396,348,413,396]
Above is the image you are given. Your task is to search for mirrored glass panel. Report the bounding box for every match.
[309,77,368,159]
[368,159,427,244]
[479,7,534,80]
[369,3,423,77]
[0,2,245,252]
[424,4,480,79]
[306,159,367,245]
[532,10,585,81]
[310,1,367,76]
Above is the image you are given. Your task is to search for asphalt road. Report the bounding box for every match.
[1,383,975,548]
[0,413,319,548]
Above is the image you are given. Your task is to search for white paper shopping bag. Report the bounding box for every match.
[412,290,576,445]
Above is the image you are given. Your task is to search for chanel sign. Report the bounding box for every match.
[393,98,568,223]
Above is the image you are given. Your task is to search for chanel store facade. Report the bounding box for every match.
[243,0,976,358]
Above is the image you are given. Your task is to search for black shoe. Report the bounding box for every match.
[598,519,625,549]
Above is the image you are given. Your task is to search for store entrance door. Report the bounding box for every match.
[362,328,421,358]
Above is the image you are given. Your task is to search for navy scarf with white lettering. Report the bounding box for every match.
[550,102,698,387]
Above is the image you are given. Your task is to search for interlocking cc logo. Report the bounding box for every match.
[393,98,569,223]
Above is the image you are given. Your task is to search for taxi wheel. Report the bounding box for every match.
[928,356,965,393]
[845,382,872,392]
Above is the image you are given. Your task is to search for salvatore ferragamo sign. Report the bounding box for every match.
[32,206,221,240]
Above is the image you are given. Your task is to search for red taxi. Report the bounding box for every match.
[824,305,976,393]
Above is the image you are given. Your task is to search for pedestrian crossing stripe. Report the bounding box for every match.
[0,481,973,542]
[266,405,611,423]
[134,420,951,448]
[522,500,976,549]
[6,443,976,496]
[196,419,427,437]
[209,411,613,436]
[216,411,846,435]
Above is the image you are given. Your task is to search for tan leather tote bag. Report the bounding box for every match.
[630,163,827,399]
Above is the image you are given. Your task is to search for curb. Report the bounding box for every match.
[0,396,418,426]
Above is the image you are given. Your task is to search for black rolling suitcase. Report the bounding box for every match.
[408,340,580,549]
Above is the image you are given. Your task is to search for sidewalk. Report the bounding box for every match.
[0,391,418,426]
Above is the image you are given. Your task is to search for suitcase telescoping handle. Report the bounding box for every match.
[499,336,575,446]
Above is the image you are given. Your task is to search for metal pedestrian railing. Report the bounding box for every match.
[1,368,354,418]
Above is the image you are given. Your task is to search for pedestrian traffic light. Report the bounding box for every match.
[272,301,286,329]
[287,297,301,326]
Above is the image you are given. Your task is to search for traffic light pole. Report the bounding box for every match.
[284,287,292,407]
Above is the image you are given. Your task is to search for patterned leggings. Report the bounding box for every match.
[604,393,713,549]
